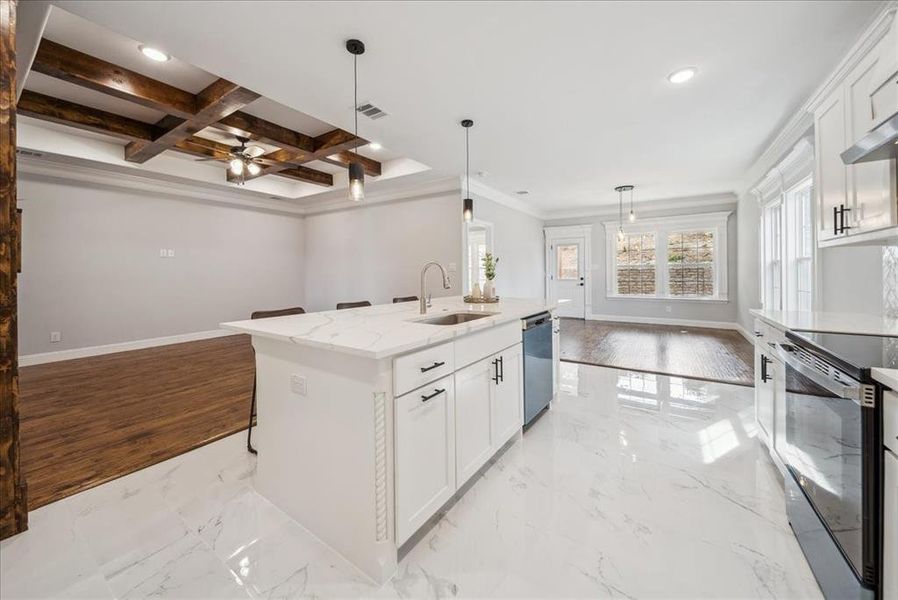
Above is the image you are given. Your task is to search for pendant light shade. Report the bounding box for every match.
[346,39,366,202]
[348,161,365,202]
[614,185,634,241]
[462,119,474,222]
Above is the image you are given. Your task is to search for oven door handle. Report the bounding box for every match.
[773,343,861,404]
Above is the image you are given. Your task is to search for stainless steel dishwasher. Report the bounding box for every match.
[522,312,553,427]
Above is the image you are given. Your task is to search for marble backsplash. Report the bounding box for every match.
[885,246,898,319]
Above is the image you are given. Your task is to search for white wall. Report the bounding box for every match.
[546,201,739,325]
[471,194,545,299]
[302,192,462,312]
[18,176,305,355]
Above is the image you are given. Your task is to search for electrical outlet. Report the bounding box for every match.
[448,262,457,272]
[167,249,175,258]
[290,374,307,396]
[665,305,672,313]
[50,331,61,343]
[159,248,167,258]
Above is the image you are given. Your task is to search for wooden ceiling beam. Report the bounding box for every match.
[17,90,160,141]
[319,151,382,177]
[124,79,260,163]
[31,39,196,118]
[17,91,334,187]
[215,111,315,156]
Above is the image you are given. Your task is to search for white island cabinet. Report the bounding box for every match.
[221,297,554,584]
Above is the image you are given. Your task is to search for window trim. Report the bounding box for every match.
[603,212,730,302]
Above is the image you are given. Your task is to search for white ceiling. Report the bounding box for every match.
[44,1,882,212]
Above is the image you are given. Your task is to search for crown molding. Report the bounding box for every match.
[544,192,737,221]
[750,136,814,202]
[469,180,547,220]
[17,153,306,216]
[739,2,897,196]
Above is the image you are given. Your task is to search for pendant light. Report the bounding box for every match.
[614,185,634,241]
[346,39,366,202]
[461,119,474,222]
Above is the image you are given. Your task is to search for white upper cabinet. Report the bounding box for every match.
[815,89,849,242]
[813,9,898,247]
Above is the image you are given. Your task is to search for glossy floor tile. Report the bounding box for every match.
[1,363,822,599]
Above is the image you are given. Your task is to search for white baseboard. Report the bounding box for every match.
[733,323,755,344]
[587,312,743,332]
[20,329,241,367]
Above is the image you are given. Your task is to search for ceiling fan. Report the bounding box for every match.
[196,136,271,184]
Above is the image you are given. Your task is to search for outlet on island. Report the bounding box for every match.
[290,374,307,396]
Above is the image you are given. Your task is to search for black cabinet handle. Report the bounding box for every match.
[498,355,505,382]
[421,388,445,402]
[492,358,500,384]
[840,206,851,233]
[420,361,445,373]
[761,355,771,383]
[833,205,839,236]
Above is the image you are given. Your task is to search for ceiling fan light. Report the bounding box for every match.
[348,161,365,202]
[229,158,244,175]
[247,161,261,176]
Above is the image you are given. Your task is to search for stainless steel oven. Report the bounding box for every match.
[774,333,885,599]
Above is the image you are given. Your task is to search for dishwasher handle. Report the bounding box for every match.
[523,312,552,330]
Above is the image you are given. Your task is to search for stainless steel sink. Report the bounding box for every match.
[417,312,496,326]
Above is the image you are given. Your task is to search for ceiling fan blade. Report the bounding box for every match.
[254,158,280,167]
[245,145,265,158]
[194,157,220,162]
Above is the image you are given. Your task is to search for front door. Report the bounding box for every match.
[548,237,586,318]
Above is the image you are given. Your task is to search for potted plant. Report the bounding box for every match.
[482,253,499,299]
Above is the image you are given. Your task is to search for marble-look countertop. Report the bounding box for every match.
[221,296,554,359]
[873,368,898,391]
[750,308,898,337]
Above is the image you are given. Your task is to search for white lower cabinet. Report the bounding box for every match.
[455,357,495,483]
[395,339,524,545]
[394,376,455,545]
[492,344,523,445]
[885,448,897,600]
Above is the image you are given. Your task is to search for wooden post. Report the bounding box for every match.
[0,0,27,540]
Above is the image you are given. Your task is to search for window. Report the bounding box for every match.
[604,212,729,301]
[667,231,714,297]
[616,233,655,295]
[556,244,580,280]
[785,178,814,311]
[759,176,815,312]
[463,221,493,294]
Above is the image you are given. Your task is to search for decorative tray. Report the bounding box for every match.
[463,295,500,304]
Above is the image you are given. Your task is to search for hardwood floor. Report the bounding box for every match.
[560,319,754,387]
[18,334,254,509]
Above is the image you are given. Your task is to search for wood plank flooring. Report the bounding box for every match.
[560,319,754,387]
[18,334,255,509]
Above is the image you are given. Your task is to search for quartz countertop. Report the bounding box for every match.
[873,368,898,391]
[749,308,898,337]
[221,296,554,359]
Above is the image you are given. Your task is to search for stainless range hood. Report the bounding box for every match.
[841,111,898,164]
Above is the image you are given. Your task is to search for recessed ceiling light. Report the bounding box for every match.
[138,45,170,62]
[668,67,696,84]
[368,142,382,151]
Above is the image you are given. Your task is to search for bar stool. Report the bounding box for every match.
[247,306,305,454]
[336,301,372,310]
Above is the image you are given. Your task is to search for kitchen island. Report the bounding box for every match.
[221,297,555,583]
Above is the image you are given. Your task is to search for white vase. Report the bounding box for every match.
[471,282,482,299]
[483,280,495,300]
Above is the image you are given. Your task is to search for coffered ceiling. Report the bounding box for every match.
[23,1,884,214]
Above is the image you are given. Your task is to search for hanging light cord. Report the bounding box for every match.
[465,126,470,198]
[619,189,623,228]
[353,53,358,158]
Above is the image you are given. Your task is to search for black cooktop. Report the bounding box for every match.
[787,330,898,382]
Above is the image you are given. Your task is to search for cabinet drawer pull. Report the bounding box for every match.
[420,388,445,402]
[492,358,500,384]
[498,355,505,382]
[833,205,839,236]
[420,361,446,373]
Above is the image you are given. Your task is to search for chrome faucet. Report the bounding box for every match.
[419,261,451,314]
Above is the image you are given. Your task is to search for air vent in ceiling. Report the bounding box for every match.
[16,149,44,158]
[356,102,388,120]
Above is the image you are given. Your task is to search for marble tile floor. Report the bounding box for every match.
[1,363,823,599]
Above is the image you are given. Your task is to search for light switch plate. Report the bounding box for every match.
[290,374,307,396]
[50,331,61,343]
